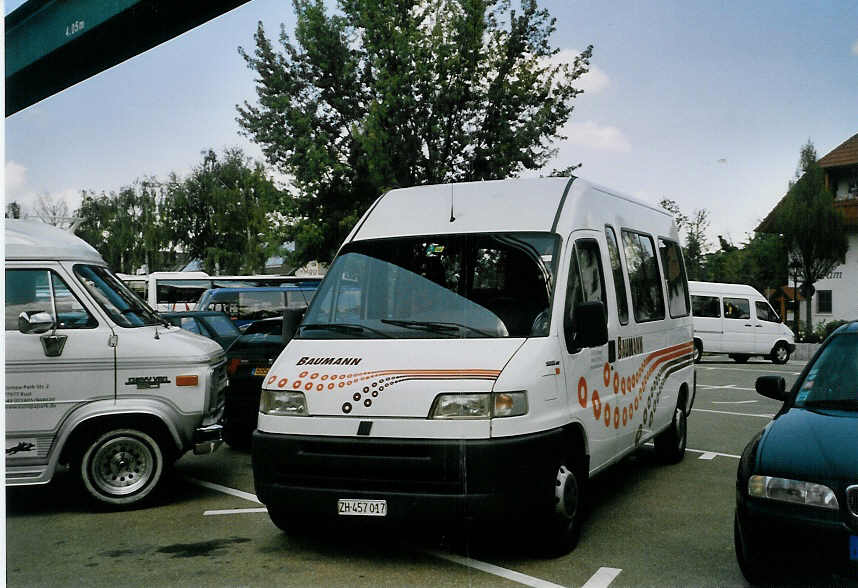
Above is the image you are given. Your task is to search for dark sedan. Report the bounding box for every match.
[734,321,858,584]
[162,310,242,350]
[223,317,287,448]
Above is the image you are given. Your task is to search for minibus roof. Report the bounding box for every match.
[351,177,667,241]
[688,281,764,298]
[5,219,104,264]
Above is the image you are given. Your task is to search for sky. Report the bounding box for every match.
[4,0,858,250]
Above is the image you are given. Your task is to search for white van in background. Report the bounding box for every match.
[689,281,795,364]
[5,220,227,507]
[252,177,695,555]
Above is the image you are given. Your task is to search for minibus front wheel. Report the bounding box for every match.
[535,455,585,557]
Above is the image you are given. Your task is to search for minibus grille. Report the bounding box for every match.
[209,362,228,415]
[848,485,858,518]
[274,438,473,494]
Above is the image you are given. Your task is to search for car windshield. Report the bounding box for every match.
[74,265,163,328]
[298,233,559,339]
[794,333,858,411]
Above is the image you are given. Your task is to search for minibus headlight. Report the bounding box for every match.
[429,392,528,419]
[430,394,491,419]
[493,391,528,418]
[260,389,308,416]
[748,475,839,509]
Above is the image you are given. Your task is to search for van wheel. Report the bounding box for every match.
[771,342,790,365]
[693,340,703,363]
[729,354,749,363]
[79,428,165,507]
[535,458,585,557]
[267,505,310,534]
[654,407,687,464]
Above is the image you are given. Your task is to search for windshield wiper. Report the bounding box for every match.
[300,323,393,338]
[380,319,493,338]
[801,398,858,411]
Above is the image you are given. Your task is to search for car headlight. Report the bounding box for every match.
[429,392,528,419]
[748,475,839,509]
[260,390,308,416]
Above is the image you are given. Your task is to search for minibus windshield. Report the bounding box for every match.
[74,265,164,328]
[299,233,559,339]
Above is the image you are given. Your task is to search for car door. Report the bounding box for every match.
[753,300,782,354]
[5,265,115,463]
[691,294,723,352]
[561,232,617,468]
[722,297,754,353]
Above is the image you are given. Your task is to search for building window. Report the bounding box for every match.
[817,290,832,314]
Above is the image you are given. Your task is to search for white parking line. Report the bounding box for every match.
[204,507,269,516]
[183,476,262,504]
[700,365,802,375]
[697,384,755,391]
[582,567,623,588]
[686,448,740,460]
[427,550,575,588]
[711,400,757,404]
[692,408,774,419]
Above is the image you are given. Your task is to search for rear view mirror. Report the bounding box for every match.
[571,301,608,349]
[18,311,55,335]
[755,375,787,401]
[282,308,306,343]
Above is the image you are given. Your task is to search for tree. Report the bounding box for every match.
[659,199,709,280]
[163,149,287,275]
[237,0,593,264]
[5,201,22,219]
[777,141,848,331]
[33,193,71,226]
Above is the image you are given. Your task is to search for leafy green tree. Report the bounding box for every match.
[237,0,593,264]
[5,201,22,219]
[777,141,848,330]
[659,199,709,280]
[164,149,287,275]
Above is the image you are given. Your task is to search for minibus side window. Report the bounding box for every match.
[755,301,780,323]
[6,269,98,330]
[621,230,665,322]
[723,297,750,320]
[657,238,690,318]
[564,241,606,352]
[604,226,629,325]
[691,295,720,317]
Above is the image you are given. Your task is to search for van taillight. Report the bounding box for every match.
[227,358,241,376]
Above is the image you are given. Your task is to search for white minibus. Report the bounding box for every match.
[689,281,795,364]
[252,177,695,554]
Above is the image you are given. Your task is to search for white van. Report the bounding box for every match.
[689,281,795,364]
[252,178,695,554]
[5,220,227,507]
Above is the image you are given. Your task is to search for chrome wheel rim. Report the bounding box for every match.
[776,346,788,362]
[554,465,578,520]
[90,436,153,496]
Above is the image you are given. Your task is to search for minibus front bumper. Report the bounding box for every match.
[252,428,567,522]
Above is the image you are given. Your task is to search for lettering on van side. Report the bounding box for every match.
[125,376,170,389]
[616,336,643,360]
[296,357,362,366]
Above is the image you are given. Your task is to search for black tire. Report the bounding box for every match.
[729,354,750,364]
[534,457,585,557]
[266,504,311,534]
[770,342,790,365]
[734,511,774,585]
[79,428,165,507]
[693,340,703,363]
[222,425,252,451]
[654,407,687,464]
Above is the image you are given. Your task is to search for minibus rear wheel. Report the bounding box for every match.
[654,406,687,464]
[693,340,703,363]
[78,427,165,508]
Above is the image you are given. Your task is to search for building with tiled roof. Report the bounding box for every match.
[757,132,858,328]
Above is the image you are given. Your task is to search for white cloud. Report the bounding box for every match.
[4,160,82,216]
[5,161,28,196]
[547,49,610,94]
[560,121,632,152]
[852,40,858,56]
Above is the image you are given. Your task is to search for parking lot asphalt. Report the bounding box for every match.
[6,356,857,587]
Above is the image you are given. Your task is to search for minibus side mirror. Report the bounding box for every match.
[18,311,55,335]
[755,375,787,402]
[570,301,608,349]
[282,308,306,343]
